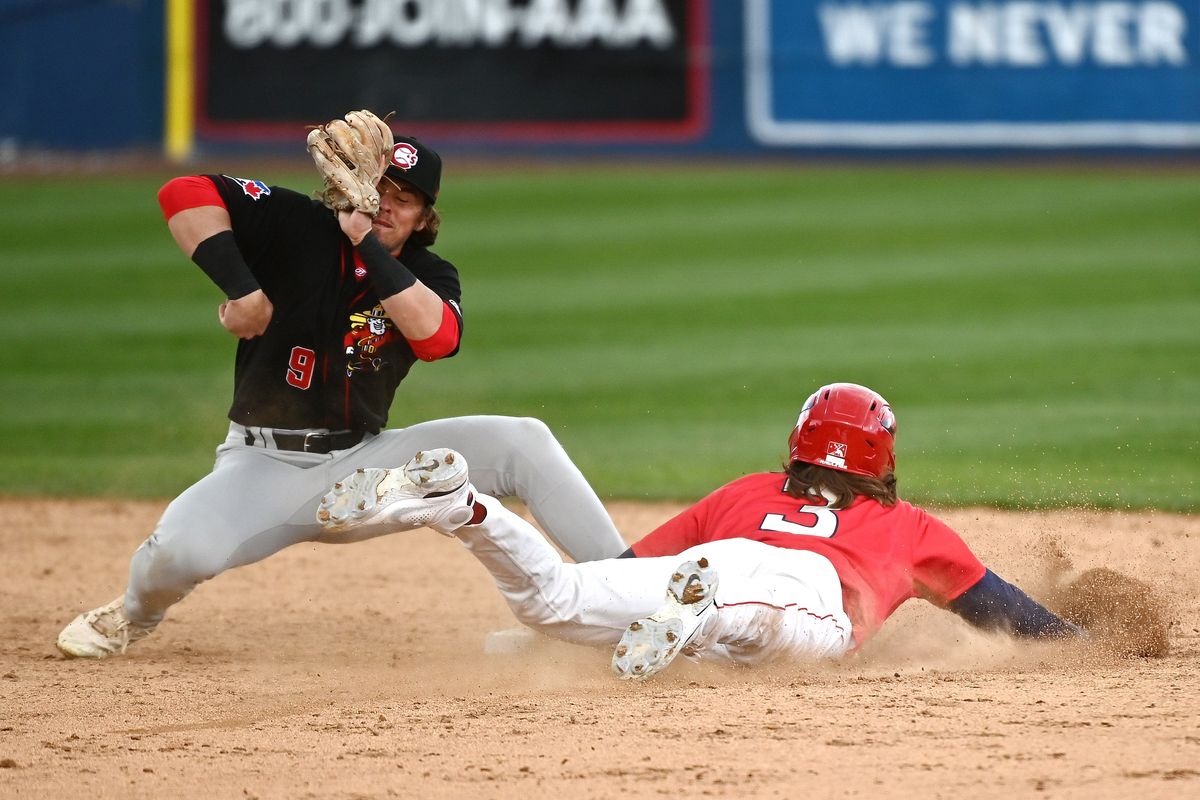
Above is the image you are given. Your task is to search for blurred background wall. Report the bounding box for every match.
[1,0,1197,158]
[0,0,165,152]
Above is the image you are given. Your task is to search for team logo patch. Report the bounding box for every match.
[391,142,419,171]
[822,442,848,469]
[230,177,271,200]
[344,305,396,376]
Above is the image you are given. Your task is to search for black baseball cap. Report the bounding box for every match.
[384,135,441,205]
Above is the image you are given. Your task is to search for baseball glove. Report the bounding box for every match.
[307,110,394,215]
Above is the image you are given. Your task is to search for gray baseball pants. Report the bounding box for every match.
[124,415,627,630]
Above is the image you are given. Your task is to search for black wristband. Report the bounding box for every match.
[357,233,417,299]
[191,230,261,300]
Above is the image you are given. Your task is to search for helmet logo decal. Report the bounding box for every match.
[391,142,419,171]
[822,442,848,469]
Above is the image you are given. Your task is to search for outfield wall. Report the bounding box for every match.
[0,0,165,152]
[2,0,1197,155]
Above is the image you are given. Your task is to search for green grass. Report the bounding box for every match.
[1,164,1196,510]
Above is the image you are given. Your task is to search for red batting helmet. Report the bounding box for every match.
[787,383,897,478]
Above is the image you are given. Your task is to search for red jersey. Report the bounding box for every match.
[631,473,986,645]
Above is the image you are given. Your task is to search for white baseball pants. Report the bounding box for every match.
[456,495,855,666]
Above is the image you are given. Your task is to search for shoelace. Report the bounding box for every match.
[86,603,129,638]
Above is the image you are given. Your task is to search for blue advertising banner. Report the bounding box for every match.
[745,0,1200,147]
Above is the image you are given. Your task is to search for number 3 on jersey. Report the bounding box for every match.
[761,505,840,538]
[286,346,316,390]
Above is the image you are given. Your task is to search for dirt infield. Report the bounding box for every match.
[2,499,1197,799]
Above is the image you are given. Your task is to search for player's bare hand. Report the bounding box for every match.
[338,209,374,245]
[219,289,273,339]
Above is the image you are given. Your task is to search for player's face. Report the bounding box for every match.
[373,178,428,253]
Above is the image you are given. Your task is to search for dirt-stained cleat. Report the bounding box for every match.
[612,557,719,681]
[57,597,150,659]
[317,448,476,534]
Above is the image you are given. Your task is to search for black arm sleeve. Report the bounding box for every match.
[191,230,261,300]
[948,569,1084,639]
[357,233,417,299]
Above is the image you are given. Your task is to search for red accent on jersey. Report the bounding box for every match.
[157,176,226,220]
[407,302,461,362]
[630,473,986,646]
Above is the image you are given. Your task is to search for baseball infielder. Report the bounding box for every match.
[56,111,626,659]
[313,383,1085,680]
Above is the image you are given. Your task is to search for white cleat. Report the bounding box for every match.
[57,597,150,659]
[317,448,476,534]
[612,558,719,681]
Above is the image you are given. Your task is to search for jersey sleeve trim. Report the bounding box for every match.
[406,301,462,362]
[158,176,226,221]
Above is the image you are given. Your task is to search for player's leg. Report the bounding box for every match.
[613,539,855,679]
[427,491,854,667]
[58,436,341,658]
[316,451,678,646]
[689,539,852,660]
[351,416,626,562]
[450,494,680,647]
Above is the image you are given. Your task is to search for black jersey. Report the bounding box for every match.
[209,174,463,434]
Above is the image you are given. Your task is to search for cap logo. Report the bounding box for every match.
[822,441,848,469]
[391,142,419,171]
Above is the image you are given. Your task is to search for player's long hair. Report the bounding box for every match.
[410,205,440,247]
[782,461,898,509]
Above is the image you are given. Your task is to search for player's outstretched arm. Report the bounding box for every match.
[947,569,1084,639]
